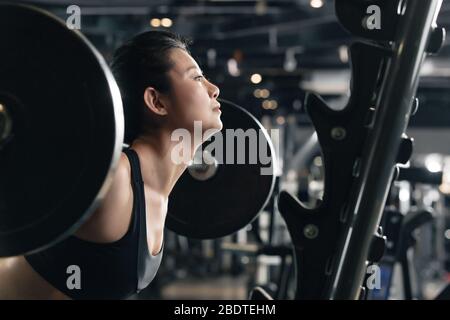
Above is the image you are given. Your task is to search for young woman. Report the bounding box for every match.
[0,30,222,299]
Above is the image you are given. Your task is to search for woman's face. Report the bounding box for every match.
[163,48,222,138]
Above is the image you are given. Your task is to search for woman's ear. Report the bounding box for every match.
[143,87,169,116]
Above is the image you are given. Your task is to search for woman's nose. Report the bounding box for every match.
[209,81,220,99]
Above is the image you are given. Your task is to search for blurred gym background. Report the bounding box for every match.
[20,0,450,300]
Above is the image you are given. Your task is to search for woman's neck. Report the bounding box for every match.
[130,129,196,198]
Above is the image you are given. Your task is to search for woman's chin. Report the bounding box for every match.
[202,123,222,141]
[210,116,223,132]
[214,120,223,132]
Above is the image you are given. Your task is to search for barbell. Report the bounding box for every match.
[0,3,276,257]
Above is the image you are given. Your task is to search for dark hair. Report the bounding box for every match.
[110,30,192,143]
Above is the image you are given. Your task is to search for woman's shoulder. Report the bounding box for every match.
[73,152,134,243]
[103,152,132,204]
[118,151,132,180]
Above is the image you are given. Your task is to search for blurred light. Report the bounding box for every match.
[150,18,161,27]
[399,188,410,202]
[339,45,349,63]
[425,154,443,173]
[251,73,262,84]
[445,229,450,240]
[241,256,250,264]
[262,100,278,110]
[207,48,217,68]
[284,59,297,72]
[276,116,285,125]
[161,18,172,27]
[299,70,351,95]
[287,170,297,181]
[227,58,240,77]
[309,180,324,193]
[254,89,270,99]
[292,99,302,111]
[440,156,450,195]
[284,49,297,72]
[260,89,270,98]
[255,0,268,15]
[310,0,324,9]
[421,60,434,76]
[313,156,322,167]
[271,100,278,109]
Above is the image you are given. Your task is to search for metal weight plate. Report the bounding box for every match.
[166,99,276,239]
[0,4,124,257]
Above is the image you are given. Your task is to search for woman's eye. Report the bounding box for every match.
[195,75,204,81]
